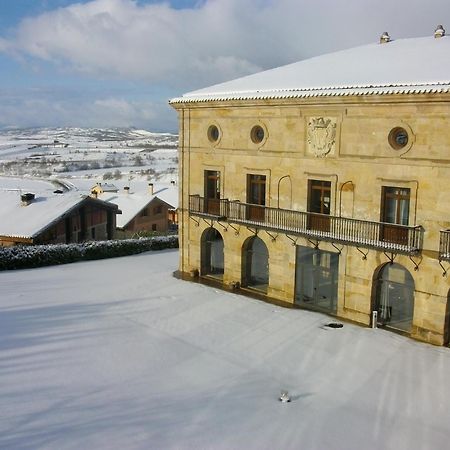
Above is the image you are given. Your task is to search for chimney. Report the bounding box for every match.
[148,183,154,195]
[379,32,391,44]
[124,186,130,194]
[435,24,445,38]
[21,192,35,206]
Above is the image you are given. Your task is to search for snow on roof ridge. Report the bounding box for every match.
[170,35,450,104]
[170,84,450,104]
[180,81,450,98]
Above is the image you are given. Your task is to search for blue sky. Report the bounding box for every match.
[0,0,449,132]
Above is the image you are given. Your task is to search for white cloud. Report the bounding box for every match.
[0,88,171,130]
[1,0,449,130]
[4,0,448,91]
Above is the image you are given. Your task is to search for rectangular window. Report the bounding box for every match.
[247,174,266,205]
[381,187,410,225]
[204,170,220,215]
[153,205,162,215]
[246,174,266,221]
[307,180,331,232]
[380,187,411,245]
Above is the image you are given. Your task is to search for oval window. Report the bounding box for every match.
[388,127,408,150]
[250,125,265,144]
[207,125,220,143]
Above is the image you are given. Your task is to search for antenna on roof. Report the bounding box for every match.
[379,32,391,44]
[435,24,445,38]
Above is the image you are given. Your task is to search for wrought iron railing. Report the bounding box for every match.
[439,230,450,261]
[189,195,423,255]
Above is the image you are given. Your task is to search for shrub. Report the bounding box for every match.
[0,236,178,271]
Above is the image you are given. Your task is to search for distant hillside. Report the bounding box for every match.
[0,127,179,184]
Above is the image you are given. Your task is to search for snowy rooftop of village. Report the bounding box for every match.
[171,35,450,103]
[1,249,450,449]
[98,184,178,228]
[0,189,101,239]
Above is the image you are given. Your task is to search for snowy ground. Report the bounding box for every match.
[1,250,450,450]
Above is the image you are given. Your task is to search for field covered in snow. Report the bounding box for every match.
[1,250,450,449]
[0,127,178,189]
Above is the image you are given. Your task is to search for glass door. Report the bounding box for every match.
[204,170,220,215]
[380,187,410,245]
[295,246,338,313]
[308,180,331,232]
[246,174,266,221]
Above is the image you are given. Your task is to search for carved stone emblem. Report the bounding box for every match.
[307,117,337,157]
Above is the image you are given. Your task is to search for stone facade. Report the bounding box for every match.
[172,90,450,346]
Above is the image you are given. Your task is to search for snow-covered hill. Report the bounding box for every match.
[0,127,178,186]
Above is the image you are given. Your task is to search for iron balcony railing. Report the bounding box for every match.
[189,195,423,255]
[439,230,450,261]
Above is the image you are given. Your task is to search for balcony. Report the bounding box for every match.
[189,195,423,255]
[439,230,450,261]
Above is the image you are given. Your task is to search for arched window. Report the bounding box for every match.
[242,236,269,292]
[374,263,415,333]
[201,228,224,278]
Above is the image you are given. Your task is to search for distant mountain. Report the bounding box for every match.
[0,127,178,147]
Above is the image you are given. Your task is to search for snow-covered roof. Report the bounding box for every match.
[95,183,118,192]
[170,35,450,104]
[156,185,178,210]
[98,184,178,229]
[0,190,116,240]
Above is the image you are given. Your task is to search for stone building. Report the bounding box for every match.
[170,30,450,345]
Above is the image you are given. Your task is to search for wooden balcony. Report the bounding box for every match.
[189,195,423,255]
[439,230,450,261]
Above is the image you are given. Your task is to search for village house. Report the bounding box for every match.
[170,28,450,345]
[0,190,119,246]
[92,182,178,237]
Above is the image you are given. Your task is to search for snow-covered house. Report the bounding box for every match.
[170,29,450,346]
[0,190,120,246]
[94,183,178,237]
[91,183,119,195]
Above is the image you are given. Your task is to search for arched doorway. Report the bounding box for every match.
[373,263,415,333]
[201,228,224,279]
[242,236,269,292]
[294,245,339,314]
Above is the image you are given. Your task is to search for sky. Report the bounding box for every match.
[0,0,449,132]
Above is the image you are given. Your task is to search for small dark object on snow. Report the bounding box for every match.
[279,390,291,403]
[327,322,344,328]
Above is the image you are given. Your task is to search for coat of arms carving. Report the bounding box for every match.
[307,117,337,156]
